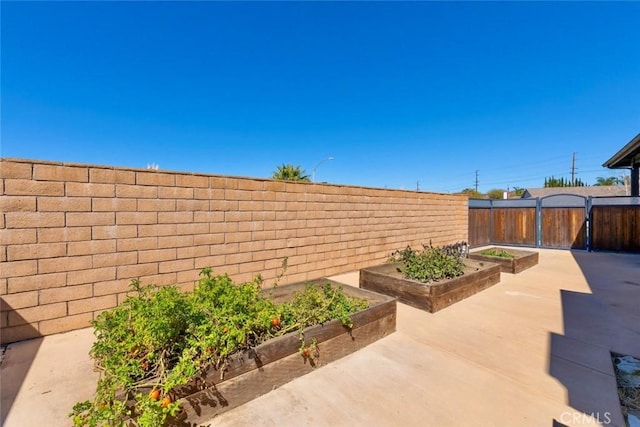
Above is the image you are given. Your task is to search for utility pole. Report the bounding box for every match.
[416,181,420,191]
[570,152,577,186]
[474,170,479,193]
[621,171,629,196]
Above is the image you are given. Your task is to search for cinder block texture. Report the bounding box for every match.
[1,158,468,343]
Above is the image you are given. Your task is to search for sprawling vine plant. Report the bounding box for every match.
[388,241,469,283]
[70,268,368,427]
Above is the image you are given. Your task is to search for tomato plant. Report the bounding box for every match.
[160,396,171,408]
[70,268,367,427]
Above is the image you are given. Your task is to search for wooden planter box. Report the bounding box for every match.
[468,247,539,274]
[161,279,396,425]
[359,259,500,313]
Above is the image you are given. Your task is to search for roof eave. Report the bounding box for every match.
[603,133,640,168]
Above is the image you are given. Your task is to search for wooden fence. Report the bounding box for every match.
[469,196,640,252]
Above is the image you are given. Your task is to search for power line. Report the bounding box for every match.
[435,166,615,193]
[424,152,616,193]
[377,158,617,193]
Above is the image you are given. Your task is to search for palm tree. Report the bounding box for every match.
[594,176,621,186]
[272,164,310,182]
[511,187,525,197]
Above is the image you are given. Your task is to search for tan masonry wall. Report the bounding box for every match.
[0,158,468,344]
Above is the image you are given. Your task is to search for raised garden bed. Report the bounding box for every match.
[359,259,500,313]
[166,279,396,425]
[71,272,396,427]
[468,247,538,274]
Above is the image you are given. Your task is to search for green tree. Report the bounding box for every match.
[594,176,621,186]
[272,164,310,182]
[459,188,483,198]
[486,189,506,199]
[544,176,586,187]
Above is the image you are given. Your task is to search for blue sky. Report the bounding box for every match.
[2,2,639,193]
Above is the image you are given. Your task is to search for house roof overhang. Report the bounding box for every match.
[603,133,640,169]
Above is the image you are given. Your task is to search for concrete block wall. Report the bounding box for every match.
[0,158,468,343]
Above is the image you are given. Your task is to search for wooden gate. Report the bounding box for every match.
[491,203,537,246]
[468,198,537,247]
[468,203,491,247]
[539,195,587,249]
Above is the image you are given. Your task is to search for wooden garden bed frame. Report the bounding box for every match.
[359,259,500,313]
[468,247,539,274]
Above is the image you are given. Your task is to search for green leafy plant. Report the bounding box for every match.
[479,248,515,259]
[271,164,310,182]
[70,268,367,427]
[388,242,467,284]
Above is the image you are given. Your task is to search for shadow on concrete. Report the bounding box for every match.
[548,251,640,427]
[0,301,42,425]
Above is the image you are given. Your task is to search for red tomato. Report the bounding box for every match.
[161,396,172,408]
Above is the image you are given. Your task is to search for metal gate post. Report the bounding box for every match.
[536,197,542,248]
[586,196,592,252]
[489,199,494,246]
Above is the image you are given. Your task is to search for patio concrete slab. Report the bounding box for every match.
[1,248,638,427]
[1,327,98,426]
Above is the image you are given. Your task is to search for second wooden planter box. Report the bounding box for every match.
[166,279,396,425]
[359,259,500,313]
[468,247,539,274]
